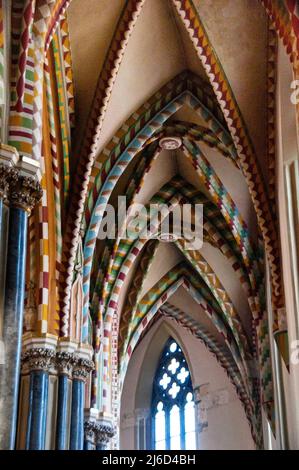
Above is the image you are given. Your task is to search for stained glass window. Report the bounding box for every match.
[152,338,197,450]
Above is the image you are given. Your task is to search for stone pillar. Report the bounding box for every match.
[0,150,41,450]
[95,414,115,451]
[69,348,94,450]
[55,339,78,450]
[21,335,57,450]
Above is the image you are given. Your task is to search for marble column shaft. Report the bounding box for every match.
[26,370,49,450]
[0,171,42,450]
[56,352,74,450]
[70,378,85,450]
[0,206,28,449]
[69,358,94,450]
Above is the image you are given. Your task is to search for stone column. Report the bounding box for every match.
[55,339,78,450]
[22,337,56,450]
[0,152,41,450]
[95,415,115,451]
[69,349,94,450]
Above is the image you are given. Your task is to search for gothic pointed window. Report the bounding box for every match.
[152,338,197,450]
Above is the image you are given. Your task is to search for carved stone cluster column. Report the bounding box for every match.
[0,145,41,450]
[83,411,115,451]
[17,337,94,450]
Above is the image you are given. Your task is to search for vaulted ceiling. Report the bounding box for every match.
[4,0,298,451]
[65,0,276,444]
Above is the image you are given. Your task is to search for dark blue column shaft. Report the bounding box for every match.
[84,438,95,450]
[0,206,28,449]
[56,375,70,449]
[0,199,8,327]
[26,370,49,450]
[70,379,84,450]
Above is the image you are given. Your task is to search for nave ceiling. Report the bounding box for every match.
[2,0,298,449]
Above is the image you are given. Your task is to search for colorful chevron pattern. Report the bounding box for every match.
[4,0,297,443]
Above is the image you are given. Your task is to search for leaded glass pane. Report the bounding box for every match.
[152,337,196,450]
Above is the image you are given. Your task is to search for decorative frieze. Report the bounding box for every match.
[21,336,95,378]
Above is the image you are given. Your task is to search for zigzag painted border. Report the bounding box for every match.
[172,0,281,311]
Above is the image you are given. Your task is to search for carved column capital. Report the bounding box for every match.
[9,175,42,213]
[56,351,76,378]
[22,347,56,372]
[84,420,97,445]
[95,421,115,448]
[0,164,18,200]
[72,357,94,382]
